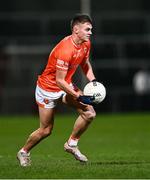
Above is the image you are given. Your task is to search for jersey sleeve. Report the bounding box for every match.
[55,43,72,71]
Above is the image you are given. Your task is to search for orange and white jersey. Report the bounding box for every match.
[37,35,91,92]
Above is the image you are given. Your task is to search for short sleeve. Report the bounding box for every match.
[55,43,72,71]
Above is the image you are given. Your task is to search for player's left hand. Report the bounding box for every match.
[77,95,95,105]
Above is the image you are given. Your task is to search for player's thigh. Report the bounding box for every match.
[63,94,95,114]
[38,106,55,128]
[63,94,85,109]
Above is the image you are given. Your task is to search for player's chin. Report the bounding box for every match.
[83,37,90,42]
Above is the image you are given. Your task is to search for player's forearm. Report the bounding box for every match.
[56,79,79,98]
[85,69,96,82]
[81,59,96,81]
[81,63,95,81]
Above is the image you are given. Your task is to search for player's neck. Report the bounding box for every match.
[71,34,83,46]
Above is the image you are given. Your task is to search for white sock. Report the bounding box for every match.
[68,137,79,146]
[20,148,28,153]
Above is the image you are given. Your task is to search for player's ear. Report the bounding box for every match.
[73,24,79,34]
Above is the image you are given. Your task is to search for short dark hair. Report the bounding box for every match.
[71,13,92,30]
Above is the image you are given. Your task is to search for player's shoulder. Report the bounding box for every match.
[59,35,72,45]
[53,36,73,59]
[55,35,72,50]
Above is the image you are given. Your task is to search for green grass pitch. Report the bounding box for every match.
[0,113,150,179]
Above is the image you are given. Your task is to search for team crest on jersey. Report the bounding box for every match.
[44,98,49,104]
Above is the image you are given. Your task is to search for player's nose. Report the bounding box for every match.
[89,30,92,35]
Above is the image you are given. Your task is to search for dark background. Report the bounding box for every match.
[0,0,150,114]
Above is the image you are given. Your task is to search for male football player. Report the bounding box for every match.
[17,13,96,166]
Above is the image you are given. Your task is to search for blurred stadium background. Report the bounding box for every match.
[0,0,150,115]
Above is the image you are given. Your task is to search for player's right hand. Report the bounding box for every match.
[77,95,95,105]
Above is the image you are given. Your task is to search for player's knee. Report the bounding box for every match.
[44,128,52,137]
[41,126,53,138]
[82,108,96,122]
[88,109,96,120]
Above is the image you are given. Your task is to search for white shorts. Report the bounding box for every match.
[35,85,66,108]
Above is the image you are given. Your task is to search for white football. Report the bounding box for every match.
[83,81,106,104]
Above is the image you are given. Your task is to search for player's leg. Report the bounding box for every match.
[17,107,55,166]
[23,107,55,151]
[64,94,96,139]
[63,94,96,162]
[17,85,59,166]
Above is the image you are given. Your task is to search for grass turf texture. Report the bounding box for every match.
[0,113,150,179]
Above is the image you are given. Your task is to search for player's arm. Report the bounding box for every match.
[80,58,96,82]
[56,69,94,105]
[56,69,80,99]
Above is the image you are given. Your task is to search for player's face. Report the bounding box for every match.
[76,22,92,42]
